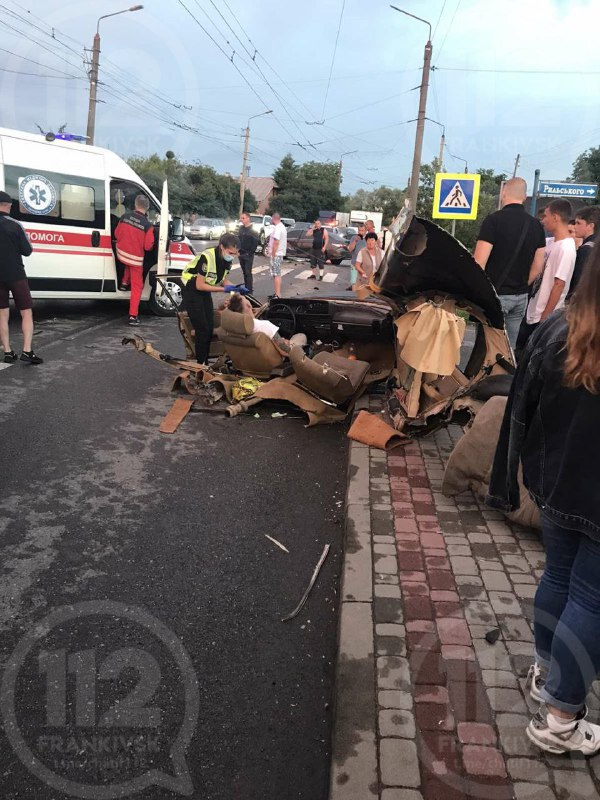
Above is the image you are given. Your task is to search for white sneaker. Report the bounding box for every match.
[526,663,546,703]
[527,706,600,756]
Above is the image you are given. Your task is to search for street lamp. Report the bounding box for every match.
[338,150,358,188]
[391,5,432,213]
[239,110,273,218]
[426,118,445,171]
[86,5,144,145]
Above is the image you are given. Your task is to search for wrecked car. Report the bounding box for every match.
[125,209,514,432]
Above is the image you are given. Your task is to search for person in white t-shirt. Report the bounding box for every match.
[227,293,306,353]
[515,199,576,359]
[267,212,288,298]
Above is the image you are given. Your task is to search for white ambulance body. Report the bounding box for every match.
[0,127,193,315]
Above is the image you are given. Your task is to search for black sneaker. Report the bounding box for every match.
[318,275,324,281]
[308,274,317,280]
[20,350,43,365]
[119,284,131,292]
[3,350,17,363]
[128,316,140,326]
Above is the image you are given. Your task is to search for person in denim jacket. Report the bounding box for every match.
[487,241,600,756]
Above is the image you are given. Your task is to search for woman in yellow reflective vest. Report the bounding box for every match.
[181,233,247,364]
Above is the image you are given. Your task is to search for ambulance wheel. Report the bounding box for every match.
[149,281,183,316]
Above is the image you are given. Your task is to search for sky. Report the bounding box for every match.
[1,0,599,196]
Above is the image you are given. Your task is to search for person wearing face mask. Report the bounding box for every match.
[181,233,247,365]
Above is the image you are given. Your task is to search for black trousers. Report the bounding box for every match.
[183,287,214,364]
[515,319,538,363]
[239,254,255,292]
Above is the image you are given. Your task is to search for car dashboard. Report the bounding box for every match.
[259,295,395,345]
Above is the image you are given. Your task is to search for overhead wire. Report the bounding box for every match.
[320,0,346,120]
[435,0,462,63]
[432,0,448,40]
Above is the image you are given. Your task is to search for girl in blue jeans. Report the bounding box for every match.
[488,242,600,756]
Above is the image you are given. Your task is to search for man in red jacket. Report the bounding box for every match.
[115,195,155,326]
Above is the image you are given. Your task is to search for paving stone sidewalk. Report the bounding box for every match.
[330,397,600,800]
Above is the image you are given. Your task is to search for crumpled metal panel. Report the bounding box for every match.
[374,212,505,330]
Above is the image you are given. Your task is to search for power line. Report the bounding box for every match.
[435,65,600,76]
[432,0,448,40]
[0,65,84,79]
[0,46,83,78]
[435,0,462,63]
[320,0,346,120]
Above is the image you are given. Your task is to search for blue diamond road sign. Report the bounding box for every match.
[538,181,598,199]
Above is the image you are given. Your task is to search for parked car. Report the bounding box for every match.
[289,221,311,231]
[286,226,350,265]
[281,217,296,228]
[188,218,227,240]
[334,226,358,243]
[226,219,240,233]
[248,214,274,247]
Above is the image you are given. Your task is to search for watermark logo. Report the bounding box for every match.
[1,600,199,798]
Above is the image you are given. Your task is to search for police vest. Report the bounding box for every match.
[181,247,229,287]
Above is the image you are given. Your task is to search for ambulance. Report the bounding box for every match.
[0,127,194,315]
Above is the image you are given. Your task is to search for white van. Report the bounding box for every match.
[0,127,192,315]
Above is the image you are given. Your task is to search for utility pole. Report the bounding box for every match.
[530,168,541,216]
[391,7,433,214]
[238,110,273,218]
[338,150,358,189]
[86,34,100,146]
[438,131,445,172]
[238,125,251,218]
[512,153,521,178]
[86,6,143,146]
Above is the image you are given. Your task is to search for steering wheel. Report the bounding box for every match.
[268,303,297,339]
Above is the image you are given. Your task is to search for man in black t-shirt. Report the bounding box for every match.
[474,177,546,349]
[567,205,599,300]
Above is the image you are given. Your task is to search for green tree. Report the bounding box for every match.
[344,186,407,225]
[273,154,299,190]
[127,155,255,218]
[269,157,343,220]
[572,146,600,184]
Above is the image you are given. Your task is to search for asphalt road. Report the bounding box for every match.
[0,271,349,800]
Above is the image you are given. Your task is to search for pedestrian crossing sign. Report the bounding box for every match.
[432,173,481,221]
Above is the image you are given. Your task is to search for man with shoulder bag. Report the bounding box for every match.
[474,177,546,350]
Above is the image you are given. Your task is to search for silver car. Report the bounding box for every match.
[188,217,227,240]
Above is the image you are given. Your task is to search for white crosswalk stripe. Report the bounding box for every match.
[295,270,314,280]
[322,273,338,283]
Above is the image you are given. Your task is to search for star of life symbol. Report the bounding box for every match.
[440,181,470,210]
[18,174,57,215]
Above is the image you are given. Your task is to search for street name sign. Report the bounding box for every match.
[538,181,598,199]
[433,173,481,220]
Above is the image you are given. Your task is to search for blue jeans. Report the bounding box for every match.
[499,293,528,351]
[535,514,600,712]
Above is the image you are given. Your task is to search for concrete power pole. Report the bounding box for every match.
[512,153,521,178]
[408,37,433,213]
[238,125,250,219]
[86,34,100,146]
[438,132,445,172]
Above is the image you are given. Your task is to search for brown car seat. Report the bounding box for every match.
[290,349,370,405]
[215,309,285,378]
